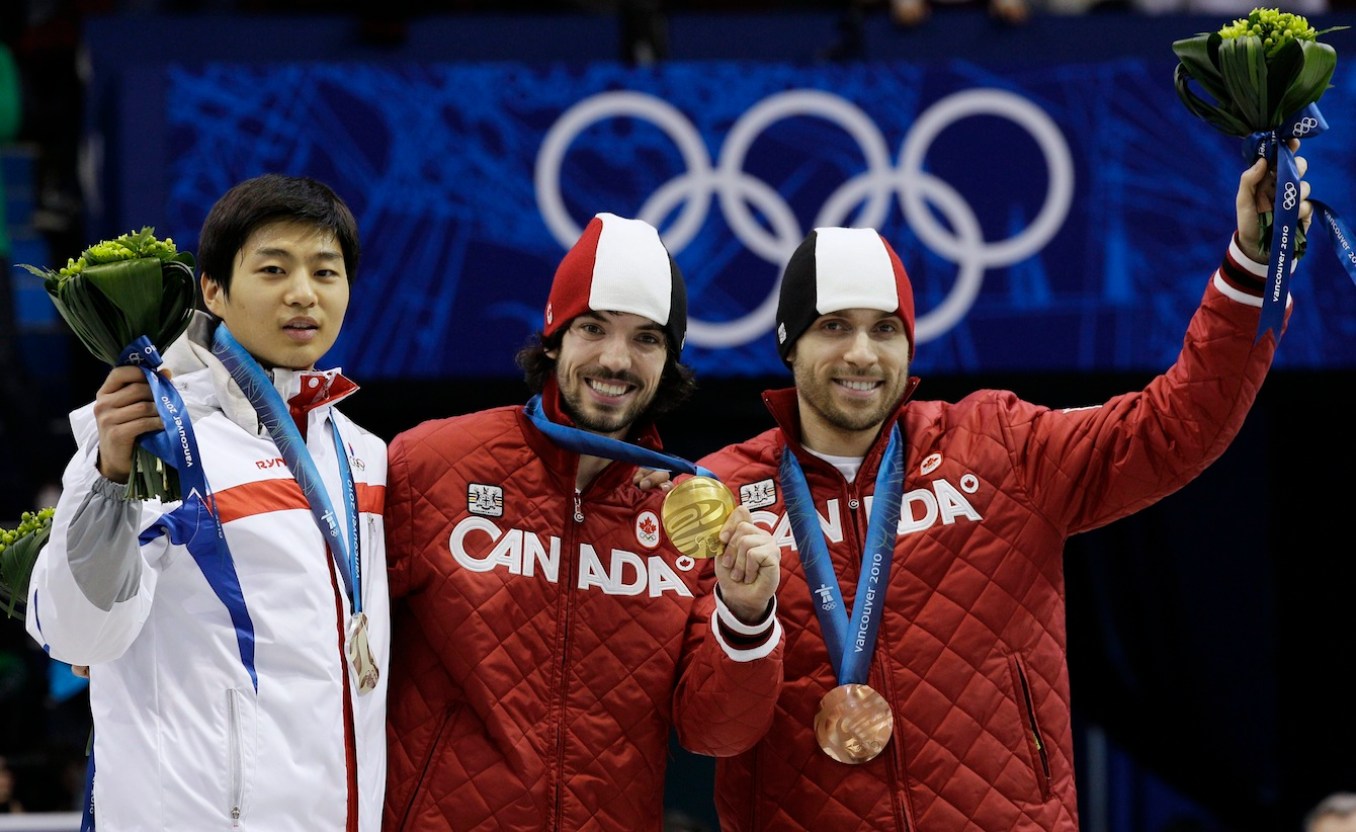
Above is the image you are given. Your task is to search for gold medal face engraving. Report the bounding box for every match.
[661,476,735,559]
[347,611,380,695]
[814,684,894,764]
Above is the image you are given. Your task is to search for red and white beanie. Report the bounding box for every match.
[543,212,687,354]
[775,227,915,363]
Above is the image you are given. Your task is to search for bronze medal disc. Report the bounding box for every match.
[814,684,893,764]
[661,476,735,559]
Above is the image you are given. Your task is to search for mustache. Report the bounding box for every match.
[583,367,644,387]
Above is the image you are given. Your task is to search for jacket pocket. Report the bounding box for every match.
[394,705,455,831]
[1006,654,1052,800]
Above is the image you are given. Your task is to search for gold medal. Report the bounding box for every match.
[814,684,893,764]
[346,612,380,695]
[661,476,735,559]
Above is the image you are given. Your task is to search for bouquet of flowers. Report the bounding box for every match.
[20,228,197,502]
[0,508,55,619]
[1173,8,1346,258]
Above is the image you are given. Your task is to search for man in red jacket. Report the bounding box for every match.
[696,151,1313,830]
[383,212,784,831]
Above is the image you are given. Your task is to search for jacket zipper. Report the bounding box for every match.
[323,536,361,832]
[227,690,245,829]
[551,489,584,830]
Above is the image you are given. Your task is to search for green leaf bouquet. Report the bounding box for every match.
[1173,8,1347,258]
[20,228,197,502]
[0,508,55,619]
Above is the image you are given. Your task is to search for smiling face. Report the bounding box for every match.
[547,310,667,439]
[790,307,911,457]
[201,219,350,370]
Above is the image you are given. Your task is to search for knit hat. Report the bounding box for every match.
[775,227,915,363]
[543,212,687,354]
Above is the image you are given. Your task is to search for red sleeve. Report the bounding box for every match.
[670,563,784,757]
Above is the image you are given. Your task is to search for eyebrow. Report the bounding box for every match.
[250,246,343,262]
[578,310,664,332]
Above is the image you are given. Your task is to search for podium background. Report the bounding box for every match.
[3,7,1355,830]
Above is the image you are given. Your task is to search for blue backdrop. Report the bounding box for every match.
[83,13,1356,382]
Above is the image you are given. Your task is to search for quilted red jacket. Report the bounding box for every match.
[699,251,1282,831]
[383,380,783,831]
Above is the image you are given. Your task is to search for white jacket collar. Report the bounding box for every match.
[163,311,356,436]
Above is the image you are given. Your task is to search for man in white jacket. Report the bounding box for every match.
[26,174,389,831]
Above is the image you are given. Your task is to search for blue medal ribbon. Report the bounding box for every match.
[1312,199,1356,289]
[1246,104,1328,342]
[522,394,717,480]
[119,335,258,692]
[79,742,95,832]
[779,425,904,685]
[211,325,362,613]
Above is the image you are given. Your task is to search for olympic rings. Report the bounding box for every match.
[536,87,1075,349]
[1282,181,1299,211]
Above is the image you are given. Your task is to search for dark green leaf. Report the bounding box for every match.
[1175,64,1252,135]
[1218,36,1268,129]
[0,525,51,619]
[1273,40,1337,122]
[1173,34,1234,105]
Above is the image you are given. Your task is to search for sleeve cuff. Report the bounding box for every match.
[91,474,131,502]
[712,587,782,662]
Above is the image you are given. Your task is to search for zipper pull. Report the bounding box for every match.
[573,491,584,523]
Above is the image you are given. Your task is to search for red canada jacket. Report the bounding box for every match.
[383,379,783,831]
[698,246,1282,831]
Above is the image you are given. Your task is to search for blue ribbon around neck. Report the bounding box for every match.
[211,325,362,614]
[778,424,904,685]
[522,393,716,480]
[119,335,258,692]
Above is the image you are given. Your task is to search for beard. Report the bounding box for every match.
[793,363,904,435]
[558,367,655,436]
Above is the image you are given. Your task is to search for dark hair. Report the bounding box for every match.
[515,328,697,421]
[197,174,361,296]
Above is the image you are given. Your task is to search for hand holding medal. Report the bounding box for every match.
[664,476,782,624]
[662,475,735,559]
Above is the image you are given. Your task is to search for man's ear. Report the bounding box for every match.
[200,274,224,316]
[544,347,559,361]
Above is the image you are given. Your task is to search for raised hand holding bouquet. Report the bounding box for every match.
[0,508,54,619]
[20,228,197,501]
[1173,9,1355,340]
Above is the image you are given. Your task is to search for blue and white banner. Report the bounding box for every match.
[144,55,1356,378]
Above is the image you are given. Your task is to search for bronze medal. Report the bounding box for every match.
[661,476,735,559]
[346,611,380,695]
[814,683,893,764]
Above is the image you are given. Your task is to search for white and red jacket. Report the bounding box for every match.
[26,316,389,831]
[383,378,783,832]
[698,242,1283,831]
